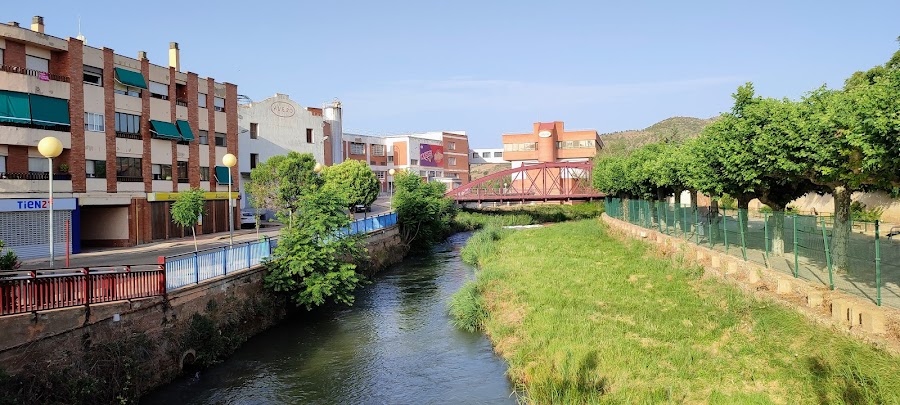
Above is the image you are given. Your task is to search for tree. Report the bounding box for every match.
[263,185,365,310]
[393,170,456,251]
[322,159,380,212]
[248,152,322,228]
[170,188,206,251]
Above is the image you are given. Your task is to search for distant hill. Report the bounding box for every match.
[599,116,718,155]
[470,163,511,180]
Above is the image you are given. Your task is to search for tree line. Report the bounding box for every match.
[593,44,900,272]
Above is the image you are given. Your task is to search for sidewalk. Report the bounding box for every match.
[19,225,283,271]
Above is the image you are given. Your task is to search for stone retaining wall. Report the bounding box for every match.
[601,214,900,353]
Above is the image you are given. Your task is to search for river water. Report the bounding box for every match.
[142,232,516,404]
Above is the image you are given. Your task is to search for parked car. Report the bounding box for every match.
[240,211,257,228]
[352,204,371,213]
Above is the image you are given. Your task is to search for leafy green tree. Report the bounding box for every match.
[248,152,322,228]
[264,186,365,310]
[393,170,456,251]
[170,188,206,251]
[322,159,380,212]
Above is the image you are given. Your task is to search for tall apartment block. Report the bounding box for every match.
[0,17,239,259]
[341,131,470,192]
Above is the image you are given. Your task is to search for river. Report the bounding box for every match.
[142,232,516,404]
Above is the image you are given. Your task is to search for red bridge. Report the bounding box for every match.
[446,162,604,203]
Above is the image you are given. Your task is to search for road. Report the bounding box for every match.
[18,195,395,271]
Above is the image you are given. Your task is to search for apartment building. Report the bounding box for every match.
[0,17,239,259]
[470,148,506,164]
[341,131,470,191]
[238,94,337,212]
[502,121,601,167]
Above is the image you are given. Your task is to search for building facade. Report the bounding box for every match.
[502,121,601,167]
[469,148,506,164]
[237,94,332,211]
[341,131,470,192]
[0,17,239,259]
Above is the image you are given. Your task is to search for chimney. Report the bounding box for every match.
[8,22,19,28]
[168,42,180,71]
[138,51,147,60]
[31,16,44,33]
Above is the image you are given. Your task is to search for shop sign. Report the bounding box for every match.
[0,198,77,212]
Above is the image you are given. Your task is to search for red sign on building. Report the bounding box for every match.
[419,144,444,167]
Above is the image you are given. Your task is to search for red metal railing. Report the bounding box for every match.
[0,266,165,316]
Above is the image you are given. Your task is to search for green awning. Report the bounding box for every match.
[0,90,31,124]
[214,166,232,185]
[149,120,181,140]
[114,67,147,89]
[176,120,195,141]
[29,95,70,126]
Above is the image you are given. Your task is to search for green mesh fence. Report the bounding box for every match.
[604,198,898,308]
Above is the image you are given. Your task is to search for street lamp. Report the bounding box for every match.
[38,136,63,268]
[222,153,237,245]
[388,168,396,210]
[314,163,324,173]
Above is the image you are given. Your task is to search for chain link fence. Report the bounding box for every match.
[606,198,900,308]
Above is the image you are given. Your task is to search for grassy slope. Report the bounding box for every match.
[470,163,512,180]
[600,116,717,156]
[461,220,900,403]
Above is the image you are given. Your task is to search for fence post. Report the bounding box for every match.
[223,247,229,276]
[739,209,747,261]
[158,256,167,293]
[875,220,881,306]
[247,241,252,269]
[82,267,90,307]
[695,207,700,244]
[792,215,799,278]
[820,217,834,290]
[723,211,729,254]
[708,209,713,248]
[764,212,770,266]
[193,252,200,285]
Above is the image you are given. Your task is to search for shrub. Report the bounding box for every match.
[448,281,487,333]
[0,241,20,271]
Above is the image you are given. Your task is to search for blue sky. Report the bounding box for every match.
[7,1,900,147]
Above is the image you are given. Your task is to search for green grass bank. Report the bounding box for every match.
[450,219,900,403]
[453,202,604,232]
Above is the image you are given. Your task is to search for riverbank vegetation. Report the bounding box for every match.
[453,202,604,232]
[452,220,900,403]
[393,170,457,251]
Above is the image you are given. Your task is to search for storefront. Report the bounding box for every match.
[0,198,80,260]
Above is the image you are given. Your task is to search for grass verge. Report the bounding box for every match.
[451,219,900,403]
[453,202,604,232]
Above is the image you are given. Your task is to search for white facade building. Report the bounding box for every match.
[238,94,331,211]
[469,148,506,164]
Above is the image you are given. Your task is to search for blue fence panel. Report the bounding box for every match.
[165,255,196,290]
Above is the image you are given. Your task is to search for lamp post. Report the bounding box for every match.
[38,137,63,268]
[388,168,396,210]
[222,153,237,246]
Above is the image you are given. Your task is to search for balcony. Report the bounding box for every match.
[0,172,72,180]
[0,65,70,83]
[175,98,189,107]
[0,125,72,148]
[115,131,143,140]
[0,173,73,194]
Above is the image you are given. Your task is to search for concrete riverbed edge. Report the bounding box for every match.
[601,214,900,354]
[0,226,406,399]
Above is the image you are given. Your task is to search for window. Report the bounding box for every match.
[84,112,105,132]
[28,157,49,173]
[198,93,207,108]
[250,123,258,139]
[447,142,456,151]
[388,155,394,163]
[213,97,225,112]
[482,152,490,158]
[199,166,210,181]
[86,160,106,178]
[448,157,457,166]
[177,161,188,183]
[376,171,385,180]
[0,49,4,65]
[452,173,459,179]
[199,130,209,145]
[116,157,142,181]
[214,132,226,147]
[26,55,49,72]
[350,142,365,155]
[372,144,385,156]
[472,152,479,158]
[556,139,596,149]
[504,142,538,152]
[306,128,313,143]
[250,153,259,169]
[114,82,141,97]
[151,164,172,180]
[494,152,502,158]
[149,81,169,100]
[115,112,141,139]
[411,159,418,165]
[0,156,6,173]
[419,170,426,176]
[83,65,102,86]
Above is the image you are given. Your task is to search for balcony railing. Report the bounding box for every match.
[0,120,70,133]
[115,131,142,140]
[116,176,143,182]
[0,64,70,83]
[0,172,72,180]
[175,98,189,107]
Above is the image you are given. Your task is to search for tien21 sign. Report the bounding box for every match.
[0,198,77,212]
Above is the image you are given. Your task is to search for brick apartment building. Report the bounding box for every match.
[341,131,470,192]
[0,17,239,259]
[502,121,602,191]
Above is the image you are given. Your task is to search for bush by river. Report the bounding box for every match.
[451,219,900,403]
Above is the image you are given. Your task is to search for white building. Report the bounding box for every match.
[469,148,506,164]
[237,94,333,211]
